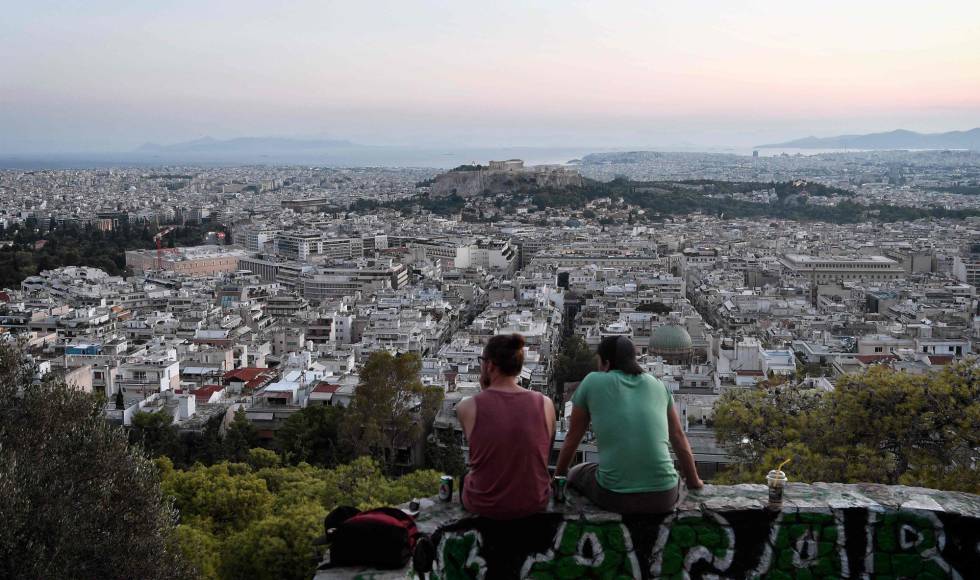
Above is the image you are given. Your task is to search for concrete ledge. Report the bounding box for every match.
[316,483,980,579]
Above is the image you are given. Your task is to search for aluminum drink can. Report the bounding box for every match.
[553,476,567,503]
[439,475,454,502]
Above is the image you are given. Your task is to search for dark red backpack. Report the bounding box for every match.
[322,506,419,569]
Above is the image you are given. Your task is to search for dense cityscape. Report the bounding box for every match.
[5,1,980,578]
[3,149,980,577]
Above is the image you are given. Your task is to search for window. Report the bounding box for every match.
[874,347,883,353]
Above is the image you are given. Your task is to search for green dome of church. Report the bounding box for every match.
[651,324,693,357]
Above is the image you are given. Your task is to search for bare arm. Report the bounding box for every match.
[555,405,590,476]
[542,395,557,438]
[456,397,476,440]
[668,405,704,489]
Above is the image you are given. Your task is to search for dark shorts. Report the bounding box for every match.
[567,462,685,514]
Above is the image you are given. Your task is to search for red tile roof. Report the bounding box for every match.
[312,382,340,394]
[223,367,277,390]
[194,384,223,401]
[224,367,264,381]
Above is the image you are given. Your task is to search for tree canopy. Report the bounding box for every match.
[341,351,443,474]
[0,334,453,579]
[223,407,259,462]
[130,408,182,459]
[713,362,980,493]
[0,342,191,580]
[276,403,347,467]
[553,335,596,404]
[160,455,439,580]
[424,427,467,477]
[368,174,980,225]
[637,301,672,314]
[0,220,226,289]
[128,406,257,469]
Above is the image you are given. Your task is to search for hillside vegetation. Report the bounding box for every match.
[371,175,980,224]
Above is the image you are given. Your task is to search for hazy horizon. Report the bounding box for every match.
[3,1,979,155]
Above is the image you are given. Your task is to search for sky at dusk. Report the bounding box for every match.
[2,0,979,153]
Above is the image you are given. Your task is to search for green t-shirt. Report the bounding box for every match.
[571,370,679,493]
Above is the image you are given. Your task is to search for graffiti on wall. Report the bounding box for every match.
[427,507,979,579]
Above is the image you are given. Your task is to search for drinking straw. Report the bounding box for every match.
[776,458,792,472]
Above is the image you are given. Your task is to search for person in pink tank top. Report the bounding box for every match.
[456,333,556,520]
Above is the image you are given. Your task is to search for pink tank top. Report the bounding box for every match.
[463,389,552,519]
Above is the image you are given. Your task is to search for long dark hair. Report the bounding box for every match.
[483,333,526,376]
[597,335,643,375]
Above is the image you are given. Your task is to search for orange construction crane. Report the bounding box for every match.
[154,226,177,270]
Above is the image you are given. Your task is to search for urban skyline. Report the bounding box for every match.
[4,2,980,579]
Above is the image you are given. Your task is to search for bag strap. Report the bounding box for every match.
[324,505,361,533]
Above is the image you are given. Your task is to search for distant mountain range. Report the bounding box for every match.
[758,128,980,150]
[137,136,357,153]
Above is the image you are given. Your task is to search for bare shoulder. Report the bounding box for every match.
[540,391,556,417]
[456,395,478,437]
[456,395,479,426]
[456,395,476,415]
[540,391,555,409]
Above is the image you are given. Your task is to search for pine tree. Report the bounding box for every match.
[341,351,443,474]
[0,342,192,579]
[713,363,980,493]
[224,408,258,463]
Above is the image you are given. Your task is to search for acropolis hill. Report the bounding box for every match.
[430,159,583,198]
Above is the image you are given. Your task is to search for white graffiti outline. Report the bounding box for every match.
[749,509,849,578]
[792,529,819,568]
[864,507,879,579]
[433,529,487,580]
[435,507,970,579]
[574,531,606,567]
[899,523,923,551]
[869,509,961,580]
[519,518,642,579]
[650,510,736,579]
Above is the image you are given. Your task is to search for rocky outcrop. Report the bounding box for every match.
[430,166,583,199]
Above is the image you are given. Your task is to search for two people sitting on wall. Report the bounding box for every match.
[456,333,702,520]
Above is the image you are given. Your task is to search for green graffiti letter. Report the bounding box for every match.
[650,511,735,579]
[872,511,958,579]
[762,511,848,578]
[521,520,641,579]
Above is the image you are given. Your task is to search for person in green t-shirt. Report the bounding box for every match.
[555,335,703,513]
